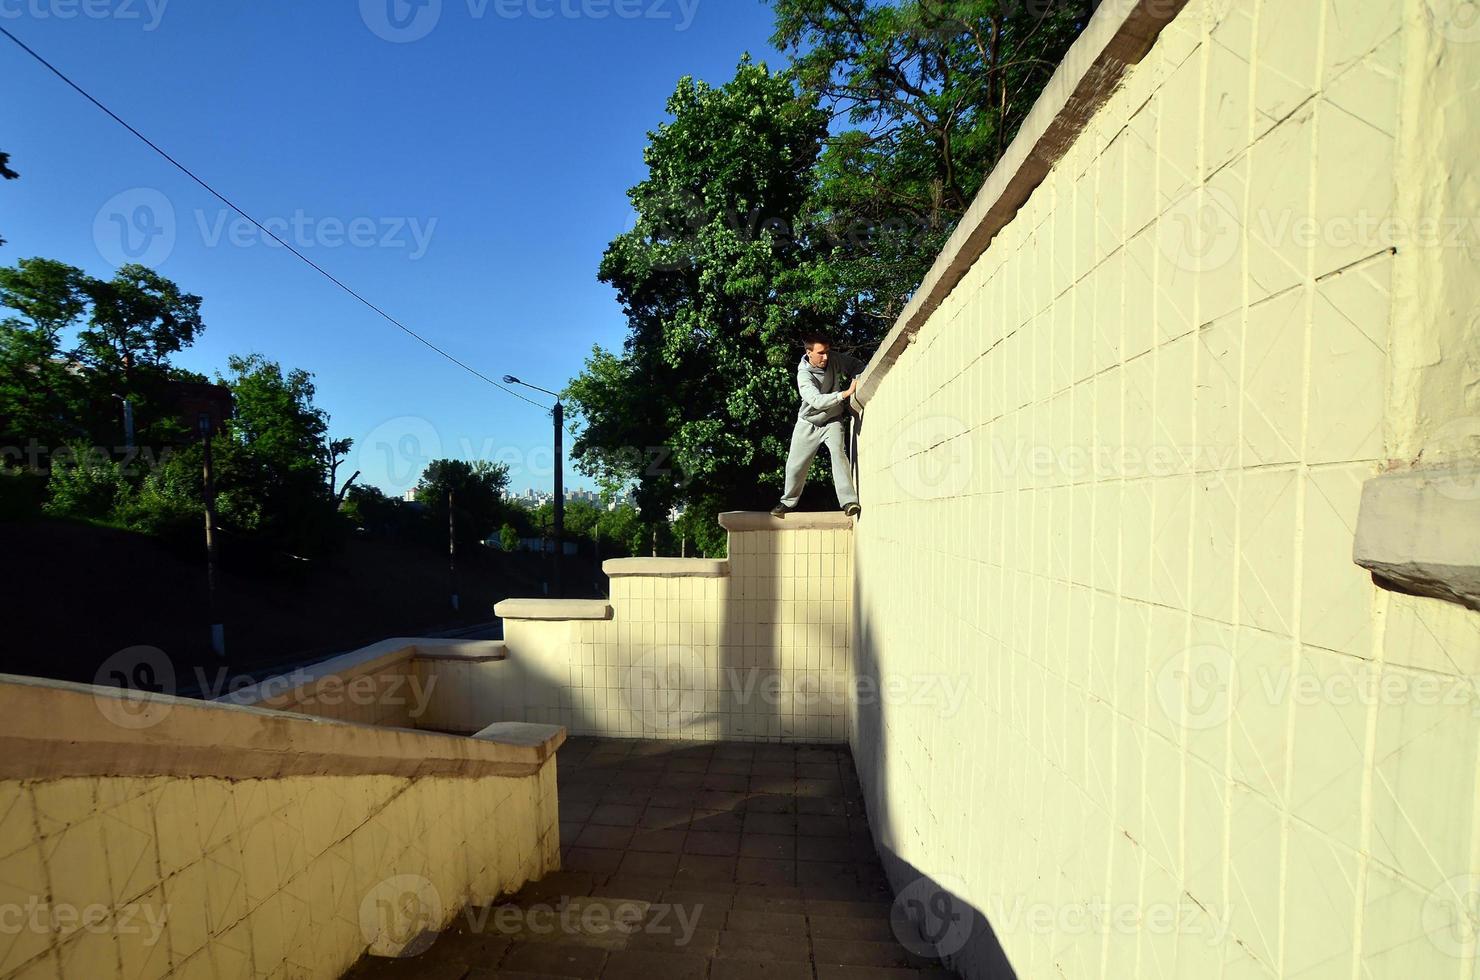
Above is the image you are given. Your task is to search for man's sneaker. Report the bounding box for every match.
[843,503,861,517]
[770,503,793,517]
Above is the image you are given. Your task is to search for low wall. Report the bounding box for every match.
[847,0,1480,977]
[0,675,561,980]
[494,512,855,741]
[221,638,512,735]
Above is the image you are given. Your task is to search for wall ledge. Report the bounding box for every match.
[494,598,614,621]
[0,673,561,780]
[719,511,855,531]
[472,721,566,760]
[603,557,729,577]
[855,0,1190,406]
[218,638,507,708]
[1353,463,1480,611]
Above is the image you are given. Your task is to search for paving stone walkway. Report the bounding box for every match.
[347,737,952,979]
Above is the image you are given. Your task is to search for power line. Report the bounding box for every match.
[0,25,547,411]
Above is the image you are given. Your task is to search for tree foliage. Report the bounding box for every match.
[570,2,1091,539]
[567,58,838,546]
[415,458,511,547]
[773,0,1094,324]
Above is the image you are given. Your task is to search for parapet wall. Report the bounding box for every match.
[0,674,561,980]
[848,0,1480,977]
[495,512,855,741]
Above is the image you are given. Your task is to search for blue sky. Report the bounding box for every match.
[1,0,783,495]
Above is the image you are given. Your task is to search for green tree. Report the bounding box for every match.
[772,0,1093,324]
[216,354,338,554]
[499,523,520,552]
[415,459,511,547]
[568,58,835,534]
[0,258,90,452]
[73,264,206,447]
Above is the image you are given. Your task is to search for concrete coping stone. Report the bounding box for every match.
[472,722,566,760]
[0,673,561,781]
[1353,462,1480,611]
[219,638,507,709]
[602,558,729,578]
[494,598,614,621]
[719,511,855,531]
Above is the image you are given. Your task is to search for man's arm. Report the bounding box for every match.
[797,364,847,411]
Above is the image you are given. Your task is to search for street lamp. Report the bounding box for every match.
[504,375,564,596]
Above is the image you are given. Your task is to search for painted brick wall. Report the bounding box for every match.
[849,0,1480,976]
[502,526,853,741]
[0,766,557,980]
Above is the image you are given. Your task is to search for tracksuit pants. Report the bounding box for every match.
[779,416,858,508]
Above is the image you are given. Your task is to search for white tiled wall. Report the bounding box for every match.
[500,527,854,741]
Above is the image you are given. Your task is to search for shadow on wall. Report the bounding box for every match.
[851,569,1017,979]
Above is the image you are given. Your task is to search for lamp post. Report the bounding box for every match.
[504,376,564,597]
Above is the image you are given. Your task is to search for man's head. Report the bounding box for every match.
[801,331,831,368]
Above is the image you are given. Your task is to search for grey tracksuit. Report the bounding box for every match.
[778,350,864,508]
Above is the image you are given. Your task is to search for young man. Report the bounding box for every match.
[771,332,865,518]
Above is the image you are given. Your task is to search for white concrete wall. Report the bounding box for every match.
[848,0,1480,977]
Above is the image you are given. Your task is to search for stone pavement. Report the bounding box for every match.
[345,737,955,979]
